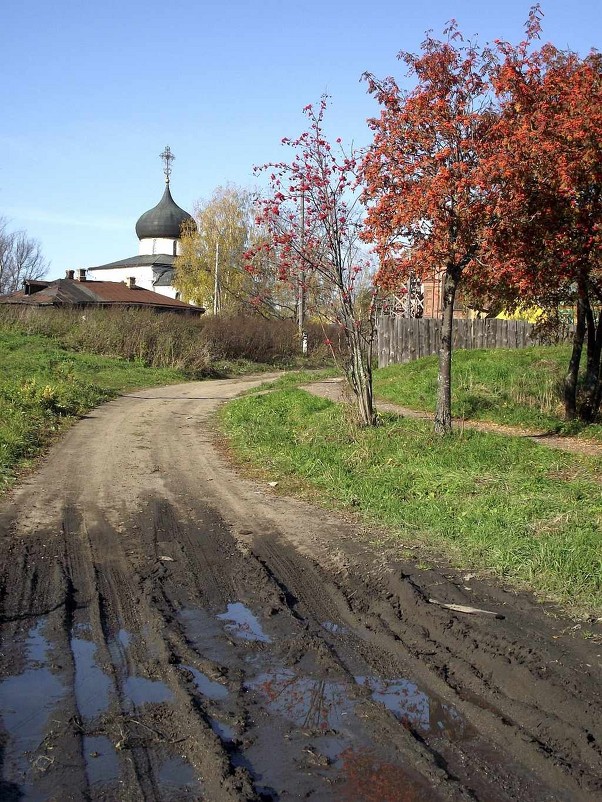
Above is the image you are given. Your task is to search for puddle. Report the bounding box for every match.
[338,746,442,802]
[322,621,348,635]
[108,627,133,672]
[25,619,50,664]
[105,625,174,709]
[313,735,348,762]
[84,735,120,788]
[246,669,356,732]
[217,602,271,643]
[210,717,236,742]
[117,628,132,649]
[230,751,278,800]
[355,676,473,740]
[0,618,66,798]
[123,676,174,707]
[179,607,235,662]
[71,637,113,721]
[157,756,203,800]
[182,664,229,701]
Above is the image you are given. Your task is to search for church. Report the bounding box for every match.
[86,147,195,299]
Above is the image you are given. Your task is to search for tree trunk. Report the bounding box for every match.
[434,268,459,435]
[343,302,376,427]
[564,291,586,420]
[579,302,602,422]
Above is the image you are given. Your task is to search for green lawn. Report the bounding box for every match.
[0,331,188,492]
[221,388,602,616]
[374,346,602,440]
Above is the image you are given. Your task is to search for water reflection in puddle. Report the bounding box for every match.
[84,735,120,788]
[322,621,348,635]
[314,735,348,762]
[217,602,271,643]
[210,717,236,742]
[179,608,234,662]
[108,627,132,672]
[25,619,50,664]
[246,669,356,732]
[339,746,441,802]
[157,756,203,800]
[355,676,472,740]
[0,618,66,798]
[182,664,229,701]
[124,676,174,707]
[104,625,174,710]
[71,637,112,721]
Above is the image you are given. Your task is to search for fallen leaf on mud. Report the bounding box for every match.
[429,599,505,619]
[158,555,175,562]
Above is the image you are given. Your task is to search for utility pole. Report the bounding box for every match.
[213,238,220,316]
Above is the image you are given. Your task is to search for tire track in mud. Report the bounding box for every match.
[0,375,599,801]
[134,497,461,802]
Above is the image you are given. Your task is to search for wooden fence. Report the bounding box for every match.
[377,317,551,368]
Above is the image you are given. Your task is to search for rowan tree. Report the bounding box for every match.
[478,15,602,421]
[0,218,48,295]
[247,98,377,425]
[361,25,496,434]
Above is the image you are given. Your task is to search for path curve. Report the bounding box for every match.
[303,377,602,458]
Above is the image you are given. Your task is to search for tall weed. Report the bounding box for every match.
[0,307,340,374]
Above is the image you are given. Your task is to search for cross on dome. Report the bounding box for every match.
[159,145,175,184]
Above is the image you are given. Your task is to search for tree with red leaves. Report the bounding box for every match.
[480,12,602,421]
[247,98,377,426]
[361,23,496,434]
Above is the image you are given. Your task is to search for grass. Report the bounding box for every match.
[238,367,341,395]
[221,388,602,616]
[374,346,602,440]
[0,331,188,492]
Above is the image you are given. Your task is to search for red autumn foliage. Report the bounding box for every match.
[478,14,602,420]
[362,5,601,426]
[361,22,497,433]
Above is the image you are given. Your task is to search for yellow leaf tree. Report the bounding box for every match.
[174,185,253,314]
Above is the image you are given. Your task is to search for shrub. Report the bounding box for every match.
[0,307,341,373]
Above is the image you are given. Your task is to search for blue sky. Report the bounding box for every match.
[2,0,600,280]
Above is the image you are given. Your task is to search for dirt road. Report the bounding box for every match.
[0,375,600,801]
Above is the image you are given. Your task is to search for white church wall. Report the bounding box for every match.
[85,267,182,300]
[151,285,180,300]
[86,266,154,291]
[138,238,181,256]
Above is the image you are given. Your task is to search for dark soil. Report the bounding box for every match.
[0,376,599,801]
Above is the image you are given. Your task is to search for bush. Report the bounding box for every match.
[0,307,342,374]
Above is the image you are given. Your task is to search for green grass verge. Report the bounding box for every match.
[239,367,341,396]
[374,346,602,440]
[0,331,188,492]
[221,388,602,615]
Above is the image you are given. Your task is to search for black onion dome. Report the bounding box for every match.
[135,184,194,240]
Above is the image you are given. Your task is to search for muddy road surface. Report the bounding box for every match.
[0,376,600,802]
